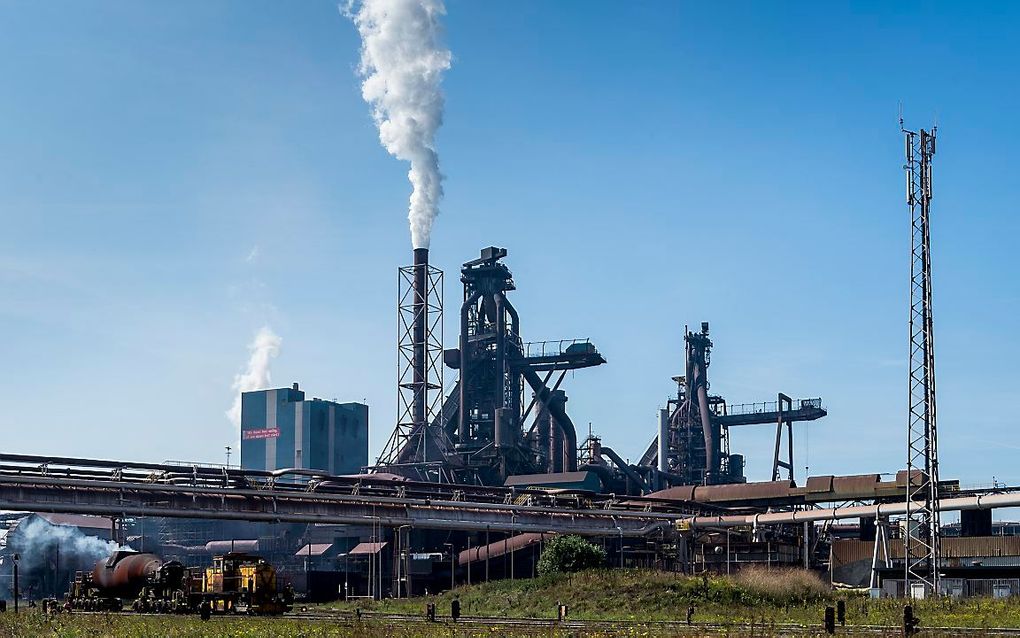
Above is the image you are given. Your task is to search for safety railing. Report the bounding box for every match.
[721,398,823,416]
[163,460,237,470]
[521,338,597,359]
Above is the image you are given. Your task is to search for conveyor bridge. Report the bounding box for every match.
[0,454,694,537]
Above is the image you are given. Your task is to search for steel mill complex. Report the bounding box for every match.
[2,123,1018,609]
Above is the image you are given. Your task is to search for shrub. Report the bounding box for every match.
[536,535,606,575]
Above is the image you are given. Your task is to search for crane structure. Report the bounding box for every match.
[902,120,942,597]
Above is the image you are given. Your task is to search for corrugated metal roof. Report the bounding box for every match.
[647,472,952,506]
[295,543,333,557]
[36,513,112,530]
[649,480,798,503]
[806,475,834,493]
[349,542,387,555]
[831,474,882,496]
[700,481,796,502]
[833,537,1020,569]
[895,469,922,487]
[831,539,880,566]
[945,537,1020,558]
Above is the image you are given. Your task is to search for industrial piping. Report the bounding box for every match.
[521,367,578,472]
[458,290,482,443]
[657,408,669,474]
[688,492,1020,528]
[692,352,716,483]
[493,289,522,452]
[596,446,647,493]
[494,292,508,448]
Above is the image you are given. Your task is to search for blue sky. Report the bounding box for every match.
[0,1,1017,497]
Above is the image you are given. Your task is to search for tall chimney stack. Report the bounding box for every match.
[412,247,429,430]
[375,248,444,468]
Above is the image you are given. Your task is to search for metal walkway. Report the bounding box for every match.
[717,398,827,427]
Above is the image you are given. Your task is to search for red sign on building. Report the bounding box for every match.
[242,427,280,441]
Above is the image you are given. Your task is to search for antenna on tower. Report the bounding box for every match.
[902,118,942,598]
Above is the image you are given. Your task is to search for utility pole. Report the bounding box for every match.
[902,119,942,598]
[12,554,19,613]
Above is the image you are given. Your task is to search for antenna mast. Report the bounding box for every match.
[902,120,942,597]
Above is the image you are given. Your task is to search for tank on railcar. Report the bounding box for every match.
[65,550,189,613]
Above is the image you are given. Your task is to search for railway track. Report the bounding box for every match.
[287,609,1020,636]
[68,608,1020,635]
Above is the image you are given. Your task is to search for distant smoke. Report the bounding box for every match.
[227,326,282,428]
[346,0,452,249]
[13,516,127,577]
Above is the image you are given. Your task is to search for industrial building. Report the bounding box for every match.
[240,383,368,474]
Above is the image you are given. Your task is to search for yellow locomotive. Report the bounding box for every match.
[196,552,292,615]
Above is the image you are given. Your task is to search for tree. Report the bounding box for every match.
[536,535,606,575]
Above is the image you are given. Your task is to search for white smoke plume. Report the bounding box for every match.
[226,326,282,428]
[346,0,452,249]
[13,516,127,577]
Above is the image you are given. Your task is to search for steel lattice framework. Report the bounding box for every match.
[376,258,445,469]
[902,122,942,597]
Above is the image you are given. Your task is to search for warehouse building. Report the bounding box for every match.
[240,383,368,474]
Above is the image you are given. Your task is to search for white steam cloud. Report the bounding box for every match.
[14,516,127,576]
[227,326,282,428]
[346,0,452,249]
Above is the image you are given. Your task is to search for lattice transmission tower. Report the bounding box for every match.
[902,120,942,597]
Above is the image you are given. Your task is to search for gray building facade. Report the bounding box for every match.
[240,383,368,474]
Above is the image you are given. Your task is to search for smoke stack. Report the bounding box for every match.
[412,247,429,429]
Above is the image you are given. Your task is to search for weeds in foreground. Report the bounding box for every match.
[326,569,1020,629]
[0,611,842,638]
